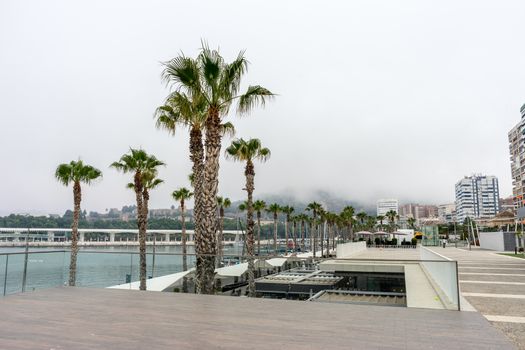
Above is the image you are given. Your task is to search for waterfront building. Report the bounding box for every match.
[455,174,500,222]
[399,204,438,220]
[437,203,456,223]
[377,199,398,216]
[499,196,514,213]
[508,103,525,213]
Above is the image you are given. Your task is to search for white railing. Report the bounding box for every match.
[420,246,459,310]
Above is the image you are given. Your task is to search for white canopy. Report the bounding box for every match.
[375,231,389,236]
[108,268,194,292]
[356,231,373,235]
[215,262,248,277]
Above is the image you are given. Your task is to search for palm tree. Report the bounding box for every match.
[407,217,416,230]
[266,203,281,254]
[295,213,308,251]
[155,92,234,294]
[290,215,299,252]
[225,138,270,296]
[281,206,294,254]
[356,212,368,230]
[253,200,266,255]
[172,187,193,293]
[385,210,398,240]
[161,45,274,294]
[55,160,102,286]
[340,206,355,242]
[216,196,231,267]
[306,202,323,257]
[111,149,165,291]
[377,215,385,231]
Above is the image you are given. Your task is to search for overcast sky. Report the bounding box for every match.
[1,0,524,215]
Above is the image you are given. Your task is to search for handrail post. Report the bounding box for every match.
[3,254,8,296]
[21,228,30,292]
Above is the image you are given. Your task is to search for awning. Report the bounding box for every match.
[215,263,248,277]
[108,268,194,292]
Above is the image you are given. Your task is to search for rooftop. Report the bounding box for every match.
[0,287,514,349]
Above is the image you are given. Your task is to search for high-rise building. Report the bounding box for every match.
[508,103,525,212]
[455,175,500,222]
[377,199,398,216]
[399,203,438,220]
[438,203,456,223]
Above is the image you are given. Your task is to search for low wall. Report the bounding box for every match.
[478,231,505,251]
[336,241,367,258]
[420,247,459,310]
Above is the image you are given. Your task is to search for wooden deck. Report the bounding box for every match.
[0,287,515,349]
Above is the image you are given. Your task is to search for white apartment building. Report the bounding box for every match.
[508,103,525,214]
[437,203,456,223]
[377,199,398,216]
[455,175,500,222]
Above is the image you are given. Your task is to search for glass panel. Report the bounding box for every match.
[75,252,135,288]
[3,253,25,295]
[0,255,6,297]
[24,251,67,293]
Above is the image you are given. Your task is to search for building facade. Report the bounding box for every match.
[508,103,525,213]
[455,175,500,222]
[377,199,398,216]
[437,203,456,223]
[399,204,438,220]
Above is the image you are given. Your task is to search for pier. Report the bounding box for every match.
[0,227,243,247]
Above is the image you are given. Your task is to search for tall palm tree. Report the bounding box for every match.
[111,149,164,291]
[281,205,294,254]
[356,212,368,231]
[172,187,193,292]
[55,160,102,286]
[225,138,270,296]
[155,92,234,294]
[253,200,266,255]
[161,45,274,294]
[407,217,416,230]
[216,196,231,267]
[296,213,308,251]
[306,202,323,257]
[290,215,299,252]
[385,209,398,239]
[377,215,385,231]
[340,206,355,242]
[266,203,281,254]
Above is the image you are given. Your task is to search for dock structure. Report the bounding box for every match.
[0,227,242,246]
[0,287,514,349]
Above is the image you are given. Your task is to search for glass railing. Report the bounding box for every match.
[0,247,460,310]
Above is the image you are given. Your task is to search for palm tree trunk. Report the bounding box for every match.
[189,126,206,293]
[312,216,316,257]
[292,220,297,251]
[218,207,224,267]
[257,212,261,256]
[181,199,188,293]
[197,108,221,294]
[139,187,149,291]
[68,181,81,286]
[326,221,330,257]
[301,220,305,251]
[320,221,325,257]
[273,213,278,254]
[285,215,289,254]
[245,160,256,297]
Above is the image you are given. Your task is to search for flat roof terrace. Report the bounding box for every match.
[0,287,514,349]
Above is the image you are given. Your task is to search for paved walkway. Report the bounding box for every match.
[430,247,525,349]
[0,287,514,349]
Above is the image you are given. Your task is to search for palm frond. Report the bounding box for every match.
[237,85,275,115]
